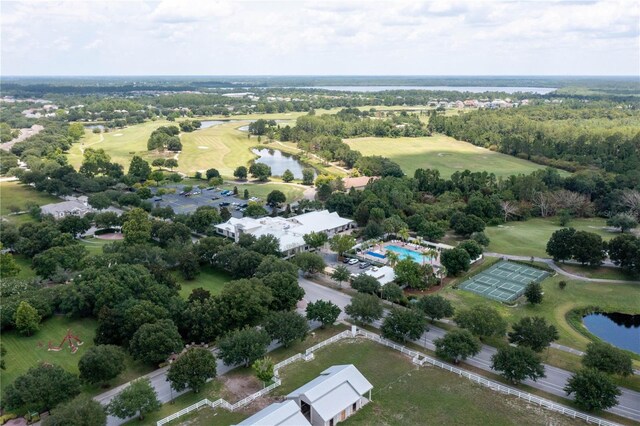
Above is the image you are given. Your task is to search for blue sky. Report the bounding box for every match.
[1,0,638,76]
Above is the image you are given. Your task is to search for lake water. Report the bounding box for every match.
[199,120,225,129]
[251,148,313,179]
[84,124,105,130]
[298,86,557,94]
[583,312,640,354]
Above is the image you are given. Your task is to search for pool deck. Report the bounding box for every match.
[359,240,441,267]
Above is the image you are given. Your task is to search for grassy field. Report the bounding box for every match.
[345,134,564,178]
[0,181,59,216]
[78,236,113,256]
[556,263,638,281]
[219,181,305,203]
[177,267,231,299]
[485,217,625,258]
[272,340,579,426]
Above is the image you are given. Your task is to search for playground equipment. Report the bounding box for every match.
[48,329,84,354]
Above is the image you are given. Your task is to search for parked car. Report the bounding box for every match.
[240,203,249,208]
[153,197,163,201]
[211,196,220,200]
[348,258,359,265]
[359,262,370,269]
[220,202,230,207]
[205,187,216,191]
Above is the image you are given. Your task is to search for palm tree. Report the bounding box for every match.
[386,251,400,267]
[398,227,410,243]
[426,248,439,266]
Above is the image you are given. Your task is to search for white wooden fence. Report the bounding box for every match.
[157,328,618,426]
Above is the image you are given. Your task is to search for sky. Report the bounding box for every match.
[1,0,639,76]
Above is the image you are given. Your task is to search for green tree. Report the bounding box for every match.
[508,317,559,352]
[606,213,637,233]
[450,213,485,236]
[234,166,248,180]
[58,215,91,238]
[416,295,454,322]
[14,300,41,336]
[79,345,126,385]
[607,234,640,274]
[152,158,166,168]
[122,208,152,245]
[43,395,106,426]
[263,311,309,347]
[350,274,380,295]
[245,203,268,218]
[329,234,356,260]
[345,293,383,324]
[167,348,217,393]
[331,265,350,288]
[564,369,621,411]
[572,231,606,266]
[249,163,271,181]
[80,148,111,177]
[218,327,271,367]
[434,329,481,364]
[2,364,80,412]
[381,307,428,343]
[582,342,633,376]
[0,246,20,278]
[129,319,183,365]
[524,282,543,305]
[440,248,471,276]
[455,306,507,338]
[558,280,567,290]
[127,156,151,182]
[381,283,404,303]
[491,346,545,384]
[458,240,483,260]
[164,159,178,170]
[107,378,160,420]
[282,169,295,182]
[253,357,275,387]
[243,189,250,200]
[0,344,6,370]
[205,168,220,180]
[302,168,315,185]
[267,190,286,207]
[546,227,576,262]
[305,300,341,328]
[88,192,112,210]
[394,258,428,289]
[292,252,326,276]
[303,231,328,250]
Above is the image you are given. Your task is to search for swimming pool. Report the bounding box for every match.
[365,251,386,259]
[386,245,433,264]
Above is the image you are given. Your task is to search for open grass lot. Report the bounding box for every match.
[177,267,231,299]
[0,181,59,216]
[486,217,626,258]
[556,263,638,281]
[12,254,36,279]
[344,134,563,178]
[219,181,305,203]
[78,236,113,256]
[272,340,579,426]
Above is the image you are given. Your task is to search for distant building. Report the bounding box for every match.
[215,210,353,258]
[364,266,396,285]
[41,196,121,219]
[342,176,378,191]
[237,400,311,426]
[287,364,373,426]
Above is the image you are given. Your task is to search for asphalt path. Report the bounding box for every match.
[297,277,640,423]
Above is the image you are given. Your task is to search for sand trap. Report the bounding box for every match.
[113,133,123,137]
[95,233,124,240]
[198,146,209,149]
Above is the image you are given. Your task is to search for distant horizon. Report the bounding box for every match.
[2,74,638,79]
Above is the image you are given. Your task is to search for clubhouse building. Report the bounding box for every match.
[214,210,353,258]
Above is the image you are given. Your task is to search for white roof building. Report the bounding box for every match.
[236,400,311,426]
[41,196,122,219]
[215,210,353,257]
[287,364,373,426]
[364,266,396,285]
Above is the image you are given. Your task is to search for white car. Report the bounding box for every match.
[348,258,359,265]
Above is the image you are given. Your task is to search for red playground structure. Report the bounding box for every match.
[48,329,84,354]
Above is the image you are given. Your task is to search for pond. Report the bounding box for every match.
[251,148,313,179]
[84,124,105,131]
[583,312,640,354]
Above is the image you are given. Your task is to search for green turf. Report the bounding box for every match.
[177,267,231,299]
[555,263,638,281]
[219,182,305,203]
[273,340,579,426]
[345,134,567,178]
[0,181,59,216]
[78,237,112,256]
[485,217,624,258]
[0,316,99,391]
[11,254,36,279]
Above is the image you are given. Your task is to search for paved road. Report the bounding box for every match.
[484,252,640,284]
[298,277,640,422]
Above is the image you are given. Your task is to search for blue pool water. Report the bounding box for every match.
[365,251,386,259]
[386,245,434,264]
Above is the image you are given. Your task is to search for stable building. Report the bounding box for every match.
[214,210,353,258]
[236,400,311,426]
[287,365,373,426]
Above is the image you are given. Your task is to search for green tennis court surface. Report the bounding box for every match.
[459,261,549,302]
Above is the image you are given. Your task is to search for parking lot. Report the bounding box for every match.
[321,252,379,276]
[150,185,273,218]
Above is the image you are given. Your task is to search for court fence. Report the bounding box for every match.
[156,326,619,426]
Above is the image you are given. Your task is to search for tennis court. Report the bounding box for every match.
[459,260,549,302]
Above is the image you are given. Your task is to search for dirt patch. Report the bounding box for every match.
[95,232,124,240]
[219,374,263,403]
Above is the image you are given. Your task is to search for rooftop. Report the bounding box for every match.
[236,400,311,426]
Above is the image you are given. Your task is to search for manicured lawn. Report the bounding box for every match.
[219,182,305,203]
[274,340,579,426]
[177,267,232,299]
[78,237,113,256]
[1,316,99,391]
[485,217,624,258]
[344,134,566,178]
[0,181,59,216]
[556,263,638,281]
[12,254,36,279]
